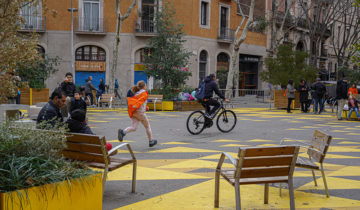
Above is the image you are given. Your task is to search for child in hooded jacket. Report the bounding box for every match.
[118,81,157,147]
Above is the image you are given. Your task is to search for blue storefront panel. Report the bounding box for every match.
[75,72,105,89]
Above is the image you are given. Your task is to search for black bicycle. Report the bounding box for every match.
[186,98,237,135]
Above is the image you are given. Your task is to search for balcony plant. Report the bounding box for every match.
[0,122,102,210]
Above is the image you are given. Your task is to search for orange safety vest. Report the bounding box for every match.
[127,90,149,118]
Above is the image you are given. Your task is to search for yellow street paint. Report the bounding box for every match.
[298,177,360,190]
[256,144,280,147]
[137,159,187,168]
[117,179,360,210]
[328,146,360,152]
[287,128,306,130]
[163,142,191,145]
[158,159,234,169]
[328,166,360,176]
[212,139,240,142]
[251,119,269,122]
[322,154,360,159]
[289,120,303,123]
[220,144,249,147]
[248,139,273,142]
[106,165,208,181]
[198,152,238,160]
[89,120,110,123]
[329,125,347,127]
[345,127,360,130]
[116,149,140,154]
[147,146,220,153]
[338,141,360,145]
[301,126,320,129]
[293,171,316,177]
[333,137,346,139]
[331,130,350,133]
[346,133,360,136]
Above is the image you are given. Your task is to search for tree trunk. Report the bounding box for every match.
[225,45,239,99]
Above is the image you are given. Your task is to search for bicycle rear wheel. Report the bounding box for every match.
[186,111,206,135]
[216,110,237,133]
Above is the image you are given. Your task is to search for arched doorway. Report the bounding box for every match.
[199,50,208,84]
[216,52,229,89]
[134,48,154,87]
[296,41,305,51]
[75,45,106,88]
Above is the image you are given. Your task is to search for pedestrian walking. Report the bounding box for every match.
[60,72,76,118]
[336,78,348,120]
[96,78,105,99]
[118,81,158,147]
[298,79,309,113]
[286,79,295,113]
[114,78,121,99]
[312,78,326,114]
[85,76,97,106]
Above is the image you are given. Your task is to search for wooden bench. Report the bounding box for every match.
[148,94,163,111]
[98,94,115,108]
[215,146,299,210]
[63,133,137,193]
[280,130,332,197]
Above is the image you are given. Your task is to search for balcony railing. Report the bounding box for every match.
[19,15,46,32]
[218,27,235,43]
[134,19,156,36]
[74,17,107,34]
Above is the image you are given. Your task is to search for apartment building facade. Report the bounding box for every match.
[20,0,267,93]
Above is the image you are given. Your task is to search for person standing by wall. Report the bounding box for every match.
[85,76,97,106]
[60,72,76,118]
[298,79,309,113]
[312,78,327,114]
[118,80,158,147]
[96,78,105,99]
[286,79,295,113]
[114,78,121,99]
[336,78,348,120]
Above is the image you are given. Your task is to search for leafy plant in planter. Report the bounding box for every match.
[0,122,98,208]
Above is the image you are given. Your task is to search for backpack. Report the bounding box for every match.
[195,81,206,100]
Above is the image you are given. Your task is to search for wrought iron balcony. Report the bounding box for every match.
[74,17,107,35]
[134,19,156,36]
[218,27,235,43]
[19,15,46,32]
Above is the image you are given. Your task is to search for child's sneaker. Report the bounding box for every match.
[149,140,158,147]
[118,129,125,142]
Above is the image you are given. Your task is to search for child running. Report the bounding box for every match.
[118,81,157,147]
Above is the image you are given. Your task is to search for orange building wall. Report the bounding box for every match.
[43,0,266,47]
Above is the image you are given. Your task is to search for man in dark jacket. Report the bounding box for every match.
[311,78,326,114]
[200,74,229,119]
[85,76,97,105]
[70,91,87,113]
[336,78,348,120]
[60,72,76,118]
[66,109,93,134]
[298,79,309,113]
[37,88,66,129]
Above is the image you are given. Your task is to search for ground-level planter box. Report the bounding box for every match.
[147,101,203,111]
[20,88,49,105]
[0,173,103,210]
[274,90,300,109]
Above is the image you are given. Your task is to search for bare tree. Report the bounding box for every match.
[225,0,255,99]
[329,0,360,67]
[110,0,137,92]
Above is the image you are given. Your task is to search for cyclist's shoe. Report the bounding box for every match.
[149,140,158,147]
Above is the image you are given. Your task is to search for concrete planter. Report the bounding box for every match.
[20,88,49,105]
[274,90,300,109]
[0,173,103,210]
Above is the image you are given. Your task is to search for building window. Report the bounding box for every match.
[200,0,210,28]
[219,5,230,38]
[76,45,105,61]
[199,50,208,84]
[20,1,43,30]
[83,0,100,31]
[141,0,156,32]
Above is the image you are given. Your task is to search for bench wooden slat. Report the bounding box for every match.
[62,150,106,164]
[227,176,289,185]
[65,142,103,154]
[241,166,290,178]
[242,146,296,157]
[242,156,293,168]
[66,134,105,145]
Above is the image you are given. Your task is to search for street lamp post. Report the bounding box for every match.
[68,0,78,82]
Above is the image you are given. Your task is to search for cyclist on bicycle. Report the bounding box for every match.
[200,74,230,119]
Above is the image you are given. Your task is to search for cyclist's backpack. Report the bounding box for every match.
[195,81,206,100]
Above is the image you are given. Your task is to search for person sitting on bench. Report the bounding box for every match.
[347,95,360,120]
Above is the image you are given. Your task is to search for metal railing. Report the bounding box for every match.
[134,19,156,33]
[19,15,46,31]
[219,89,272,106]
[218,27,235,41]
[75,17,107,33]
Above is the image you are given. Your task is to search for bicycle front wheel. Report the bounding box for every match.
[186,110,206,135]
[216,110,237,133]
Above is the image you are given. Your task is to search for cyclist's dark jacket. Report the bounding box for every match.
[204,76,225,100]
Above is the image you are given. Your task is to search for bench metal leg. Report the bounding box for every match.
[102,167,108,194]
[132,161,137,193]
[234,180,241,210]
[288,179,295,210]
[311,169,318,186]
[214,171,220,208]
[320,164,330,197]
[264,183,269,204]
